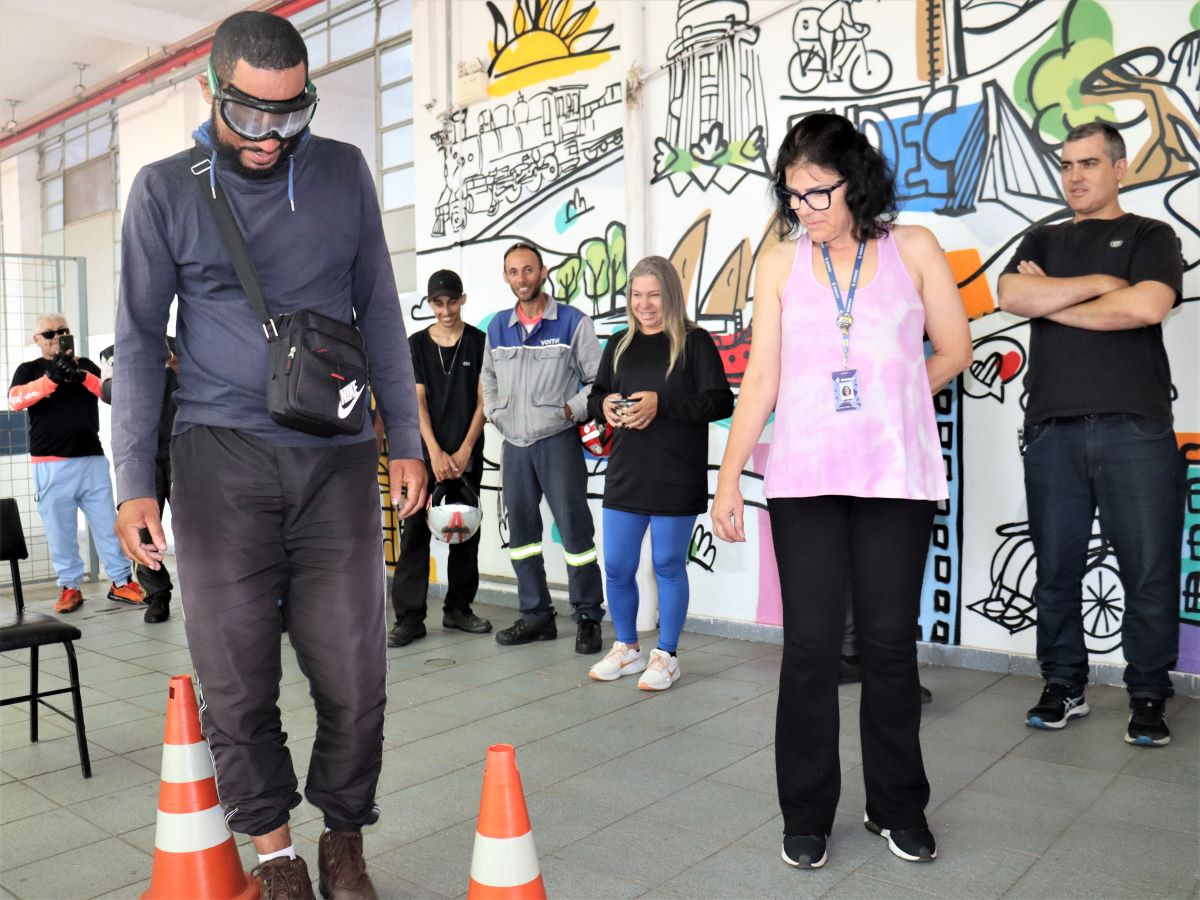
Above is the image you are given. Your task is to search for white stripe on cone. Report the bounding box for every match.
[159,741,215,783]
[470,832,541,888]
[154,807,235,853]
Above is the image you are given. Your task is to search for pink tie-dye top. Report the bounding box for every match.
[763,232,948,501]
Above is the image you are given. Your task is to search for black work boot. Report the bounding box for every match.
[387,619,426,648]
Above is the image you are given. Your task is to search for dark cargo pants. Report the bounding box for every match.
[501,427,604,625]
[172,425,387,836]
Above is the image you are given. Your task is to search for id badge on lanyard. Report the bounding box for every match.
[822,240,866,412]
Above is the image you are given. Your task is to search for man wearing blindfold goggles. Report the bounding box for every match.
[113,12,425,899]
[202,58,317,178]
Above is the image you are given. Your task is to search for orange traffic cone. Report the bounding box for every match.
[467,744,546,899]
[142,675,258,900]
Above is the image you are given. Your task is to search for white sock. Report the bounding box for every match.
[257,846,296,864]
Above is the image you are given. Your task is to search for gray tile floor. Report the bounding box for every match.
[1,574,1197,899]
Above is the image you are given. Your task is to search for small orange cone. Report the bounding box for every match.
[142,675,258,900]
[467,744,546,899]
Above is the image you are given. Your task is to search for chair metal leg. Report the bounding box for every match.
[29,645,39,742]
[63,641,91,778]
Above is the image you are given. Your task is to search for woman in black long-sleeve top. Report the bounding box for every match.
[585,256,733,690]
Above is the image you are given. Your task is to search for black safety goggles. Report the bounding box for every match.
[212,79,318,142]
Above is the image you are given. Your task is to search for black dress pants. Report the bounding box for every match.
[391,464,482,622]
[768,495,935,836]
[172,426,387,836]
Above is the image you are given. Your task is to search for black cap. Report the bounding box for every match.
[427,269,464,300]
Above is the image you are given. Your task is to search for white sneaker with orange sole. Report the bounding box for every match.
[589,642,646,681]
[638,648,680,691]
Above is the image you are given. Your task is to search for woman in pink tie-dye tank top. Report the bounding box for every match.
[711,114,971,869]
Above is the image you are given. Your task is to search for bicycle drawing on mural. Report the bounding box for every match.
[788,1,893,95]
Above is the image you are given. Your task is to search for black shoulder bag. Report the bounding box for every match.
[189,148,368,437]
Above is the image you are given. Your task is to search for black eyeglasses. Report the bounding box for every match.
[776,179,846,212]
[36,327,70,340]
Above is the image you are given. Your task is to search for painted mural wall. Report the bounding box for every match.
[411,0,1200,674]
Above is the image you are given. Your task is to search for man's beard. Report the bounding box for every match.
[210,110,298,180]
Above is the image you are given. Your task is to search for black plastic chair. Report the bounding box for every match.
[0,497,91,777]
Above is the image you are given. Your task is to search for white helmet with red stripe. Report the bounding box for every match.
[427,480,483,544]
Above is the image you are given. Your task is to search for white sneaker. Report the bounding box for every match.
[638,648,680,691]
[589,642,646,681]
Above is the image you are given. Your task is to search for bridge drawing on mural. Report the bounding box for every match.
[430,81,622,238]
[652,0,771,196]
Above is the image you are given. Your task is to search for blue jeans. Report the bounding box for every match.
[602,508,696,652]
[33,456,131,588]
[1024,414,1184,699]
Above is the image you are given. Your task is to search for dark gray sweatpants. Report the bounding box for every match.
[172,425,387,836]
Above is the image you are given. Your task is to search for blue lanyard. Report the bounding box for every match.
[820,240,866,368]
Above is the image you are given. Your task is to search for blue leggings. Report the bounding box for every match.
[602,508,696,652]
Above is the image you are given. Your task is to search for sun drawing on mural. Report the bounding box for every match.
[486,0,618,97]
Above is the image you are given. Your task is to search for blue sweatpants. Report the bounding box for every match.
[602,508,695,652]
[33,456,131,588]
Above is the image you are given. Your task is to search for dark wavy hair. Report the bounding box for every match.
[770,113,897,241]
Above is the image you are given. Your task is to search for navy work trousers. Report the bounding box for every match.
[501,428,603,625]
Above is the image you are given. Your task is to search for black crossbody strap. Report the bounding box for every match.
[189,147,277,339]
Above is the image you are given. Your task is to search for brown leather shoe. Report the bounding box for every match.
[318,831,378,899]
[251,856,316,900]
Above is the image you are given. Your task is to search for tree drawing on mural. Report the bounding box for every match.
[486,0,618,97]
[429,81,622,239]
[1080,48,1200,186]
[545,221,626,316]
[968,520,1126,654]
[652,0,771,196]
[1013,0,1116,142]
[787,1,893,95]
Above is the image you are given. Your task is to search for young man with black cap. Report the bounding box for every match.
[387,270,491,647]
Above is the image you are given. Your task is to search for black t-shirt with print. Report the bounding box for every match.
[1003,214,1183,424]
[9,357,104,458]
[410,325,485,470]
[587,328,734,516]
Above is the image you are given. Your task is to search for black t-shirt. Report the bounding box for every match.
[410,325,485,469]
[1002,213,1183,424]
[587,328,734,516]
[9,357,104,458]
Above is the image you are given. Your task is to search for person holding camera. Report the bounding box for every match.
[586,256,733,690]
[7,314,144,613]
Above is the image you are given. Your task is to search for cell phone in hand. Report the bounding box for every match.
[57,334,75,356]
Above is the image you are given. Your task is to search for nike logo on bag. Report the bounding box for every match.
[337,380,366,418]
